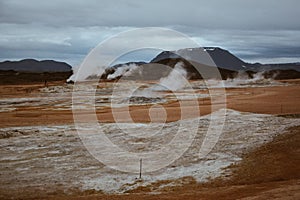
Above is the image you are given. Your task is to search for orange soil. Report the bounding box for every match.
[0,84,299,128]
[0,81,299,199]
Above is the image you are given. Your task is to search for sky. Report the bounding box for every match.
[0,0,300,67]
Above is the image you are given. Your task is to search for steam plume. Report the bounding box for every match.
[155,62,188,91]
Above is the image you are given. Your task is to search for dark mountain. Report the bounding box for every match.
[204,47,247,71]
[149,57,237,80]
[151,47,247,71]
[0,59,72,72]
[151,47,300,72]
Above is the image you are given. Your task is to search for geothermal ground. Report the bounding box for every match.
[0,78,299,199]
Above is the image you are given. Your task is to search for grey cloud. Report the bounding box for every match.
[0,0,299,30]
[184,28,300,62]
[0,0,299,65]
[0,23,131,65]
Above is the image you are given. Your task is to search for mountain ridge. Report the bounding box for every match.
[151,47,300,72]
[1,48,299,73]
[0,59,72,72]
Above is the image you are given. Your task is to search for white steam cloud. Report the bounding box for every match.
[130,62,188,99]
[206,71,281,88]
[107,64,140,80]
[225,71,267,86]
[154,62,188,91]
[67,65,107,82]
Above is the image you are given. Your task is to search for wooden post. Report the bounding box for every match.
[139,158,142,179]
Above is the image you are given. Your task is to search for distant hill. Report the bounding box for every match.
[249,63,300,72]
[149,57,237,80]
[2,47,300,83]
[151,47,247,71]
[98,47,300,81]
[0,70,72,85]
[0,59,72,72]
[151,47,300,72]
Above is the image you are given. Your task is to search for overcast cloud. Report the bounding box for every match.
[0,0,299,66]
